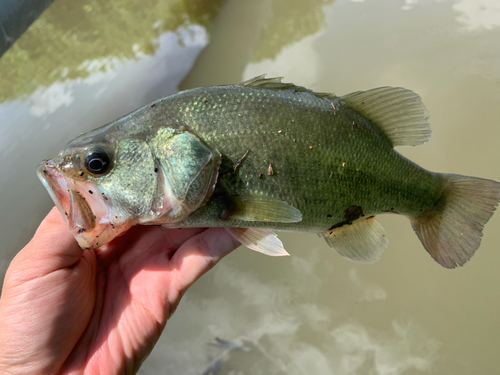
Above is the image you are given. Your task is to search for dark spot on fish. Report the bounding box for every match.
[154,167,158,173]
[110,223,115,229]
[64,211,68,216]
[79,171,84,176]
[150,103,155,108]
[43,170,47,174]
[89,190,93,194]
[327,205,364,231]
[233,150,250,173]
[327,214,332,218]
[345,205,363,222]
[78,228,84,233]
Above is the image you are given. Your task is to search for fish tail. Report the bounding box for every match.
[411,174,500,268]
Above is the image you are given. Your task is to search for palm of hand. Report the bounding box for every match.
[0,208,238,374]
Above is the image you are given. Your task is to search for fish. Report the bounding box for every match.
[208,337,251,352]
[37,75,500,269]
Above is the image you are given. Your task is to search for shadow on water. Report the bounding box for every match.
[0,0,55,58]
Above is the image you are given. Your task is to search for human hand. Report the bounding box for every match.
[0,207,239,374]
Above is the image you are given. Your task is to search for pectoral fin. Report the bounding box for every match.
[321,216,388,263]
[218,195,302,223]
[226,227,290,256]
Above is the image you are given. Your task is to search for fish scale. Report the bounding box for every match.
[150,85,440,231]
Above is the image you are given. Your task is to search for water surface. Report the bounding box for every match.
[1,0,499,374]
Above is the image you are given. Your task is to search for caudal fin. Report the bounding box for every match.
[411,174,500,268]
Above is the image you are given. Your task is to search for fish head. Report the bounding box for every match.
[37,132,136,249]
[37,117,221,249]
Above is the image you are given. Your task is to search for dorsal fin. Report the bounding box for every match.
[240,75,337,100]
[341,87,431,147]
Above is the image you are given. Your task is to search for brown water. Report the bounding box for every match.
[1,0,499,374]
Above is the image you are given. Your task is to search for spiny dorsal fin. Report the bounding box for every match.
[240,75,337,100]
[321,216,389,264]
[341,87,431,147]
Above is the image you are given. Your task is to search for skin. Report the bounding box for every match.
[0,207,239,374]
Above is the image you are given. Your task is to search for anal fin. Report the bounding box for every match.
[225,227,290,256]
[321,217,388,264]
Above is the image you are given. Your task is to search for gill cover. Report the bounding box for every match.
[148,127,221,223]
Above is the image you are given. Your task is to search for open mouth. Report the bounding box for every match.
[37,160,96,232]
[36,159,119,249]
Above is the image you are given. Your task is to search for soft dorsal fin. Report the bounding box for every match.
[240,75,337,100]
[341,87,431,147]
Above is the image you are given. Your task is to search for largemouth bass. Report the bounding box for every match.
[37,76,500,268]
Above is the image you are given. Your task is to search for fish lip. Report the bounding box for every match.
[37,159,71,227]
[37,159,115,248]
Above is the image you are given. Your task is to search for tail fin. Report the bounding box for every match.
[411,174,500,268]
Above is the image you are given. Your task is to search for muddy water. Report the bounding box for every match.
[1,0,499,374]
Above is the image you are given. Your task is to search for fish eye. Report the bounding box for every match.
[85,149,110,175]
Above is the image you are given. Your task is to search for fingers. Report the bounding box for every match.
[169,228,241,296]
[97,225,207,264]
[12,207,84,274]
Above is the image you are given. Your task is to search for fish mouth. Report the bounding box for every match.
[37,160,128,249]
